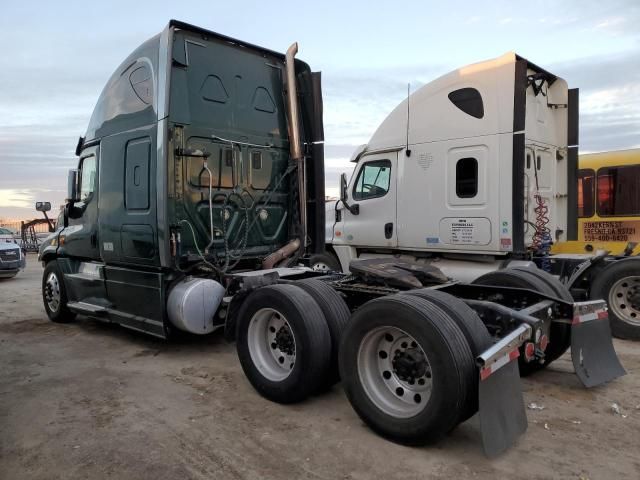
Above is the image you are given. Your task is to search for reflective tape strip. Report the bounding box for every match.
[572,310,608,325]
[480,348,519,381]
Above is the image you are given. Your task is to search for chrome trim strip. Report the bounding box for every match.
[476,324,531,368]
[157,117,169,267]
[157,24,172,121]
[156,24,173,268]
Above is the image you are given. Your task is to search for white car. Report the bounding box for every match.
[0,226,17,242]
[0,228,26,278]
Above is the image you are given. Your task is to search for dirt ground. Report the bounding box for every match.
[0,255,639,480]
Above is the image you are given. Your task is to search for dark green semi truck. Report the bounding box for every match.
[39,20,624,456]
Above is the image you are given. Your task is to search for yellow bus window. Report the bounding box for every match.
[578,169,595,218]
[597,165,640,216]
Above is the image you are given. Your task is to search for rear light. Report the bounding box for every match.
[539,334,549,352]
[523,342,536,362]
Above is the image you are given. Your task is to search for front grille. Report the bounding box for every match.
[0,248,20,261]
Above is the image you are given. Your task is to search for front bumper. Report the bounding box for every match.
[0,257,25,275]
[0,266,20,277]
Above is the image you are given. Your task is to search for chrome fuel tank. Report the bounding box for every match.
[167,277,225,334]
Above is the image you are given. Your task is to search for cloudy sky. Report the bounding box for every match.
[1,0,639,219]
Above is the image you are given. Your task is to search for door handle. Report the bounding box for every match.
[384,222,393,239]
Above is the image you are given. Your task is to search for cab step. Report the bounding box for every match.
[67,301,108,315]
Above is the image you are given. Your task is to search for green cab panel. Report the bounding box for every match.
[98,126,159,266]
[167,28,295,260]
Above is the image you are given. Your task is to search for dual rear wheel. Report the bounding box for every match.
[339,294,477,445]
[236,284,481,445]
[235,281,349,403]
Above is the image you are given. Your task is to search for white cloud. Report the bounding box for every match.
[0,189,35,209]
[581,85,640,114]
[595,16,628,31]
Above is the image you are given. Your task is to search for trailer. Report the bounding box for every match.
[39,21,624,456]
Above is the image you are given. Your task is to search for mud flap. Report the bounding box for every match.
[479,358,527,457]
[477,325,530,457]
[571,301,626,388]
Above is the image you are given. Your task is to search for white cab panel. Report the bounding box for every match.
[334,152,398,248]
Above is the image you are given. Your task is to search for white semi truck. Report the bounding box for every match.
[318,52,640,340]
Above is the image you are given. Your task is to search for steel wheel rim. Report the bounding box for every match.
[311,262,331,272]
[44,272,61,313]
[609,276,640,326]
[357,326,432,418]
[247,308,296,381]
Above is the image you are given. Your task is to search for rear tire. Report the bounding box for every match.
[309,251,342,273]
[339,294,475,445]
[236,284,332,403]
[42,261,76,323]
[296,279,351,389]
[590,260,640,340]
[403,288,491,421]
[472,267,569,375]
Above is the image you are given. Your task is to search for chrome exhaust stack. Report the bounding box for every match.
[285,42,307,252]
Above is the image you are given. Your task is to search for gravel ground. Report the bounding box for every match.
[0,255,639,479]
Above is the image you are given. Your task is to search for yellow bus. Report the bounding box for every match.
[553,148,640,255]
[550,148,640,340]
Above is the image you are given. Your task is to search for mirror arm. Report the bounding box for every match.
[339,172,360,215]
[63,204,70,228]
[42,211,54,232]
[341,199,359,215]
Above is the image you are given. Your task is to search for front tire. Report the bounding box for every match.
[590,260,640,340]
[42,261,76,323]
[236,284,332,403]
[309,251,342,273]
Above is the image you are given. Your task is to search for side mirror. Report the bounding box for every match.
[67,169,80,203]
[339,172,359,215]
[340,173,348,202]
[35,201,51,212]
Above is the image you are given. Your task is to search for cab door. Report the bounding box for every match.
[63,146,101,260]
[336,152,398,248]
